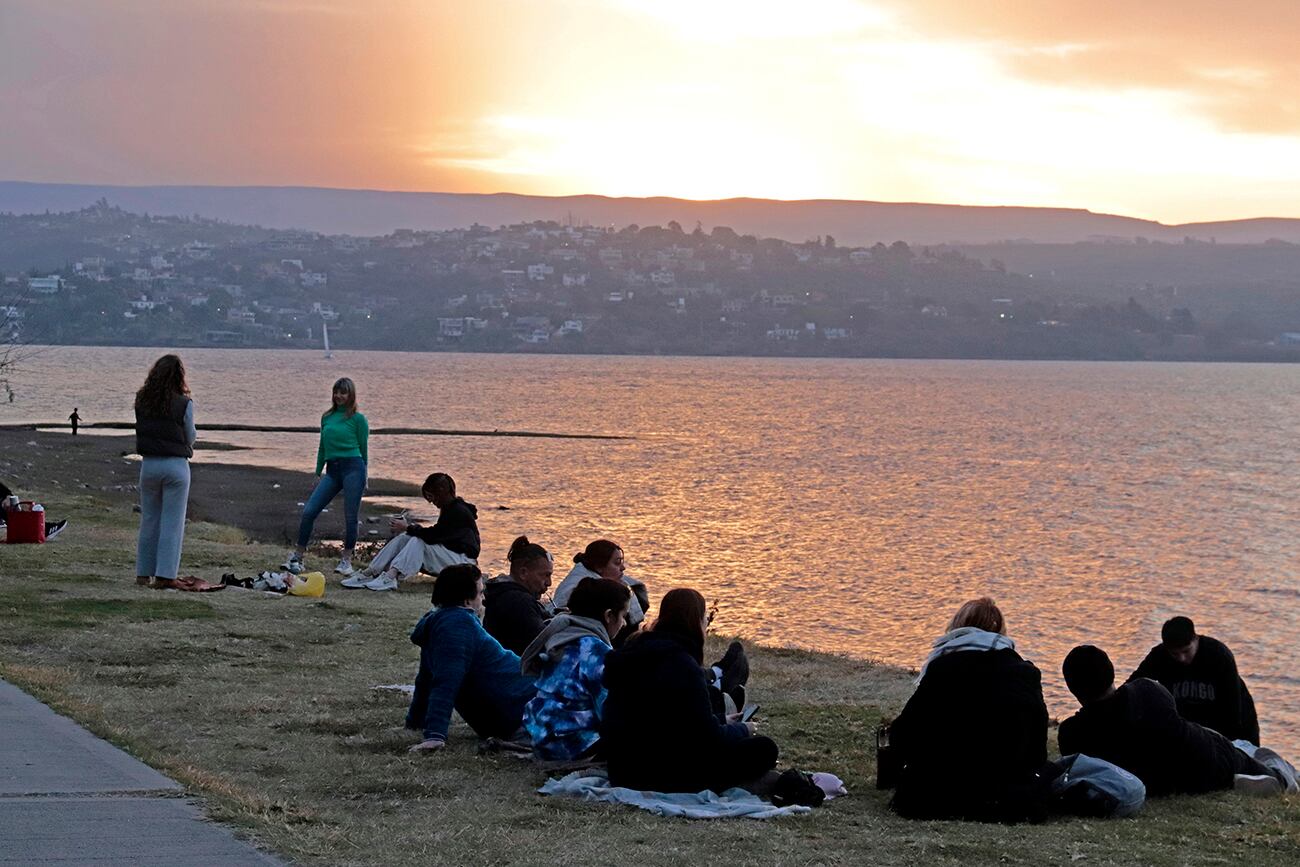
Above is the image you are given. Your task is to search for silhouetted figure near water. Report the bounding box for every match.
[1129,616,1259,745]
[68,407,80,435]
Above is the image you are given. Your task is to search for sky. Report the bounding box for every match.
[2,0,1299,223]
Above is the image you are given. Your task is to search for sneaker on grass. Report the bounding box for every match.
[364,572,400,592]
[334,559,354,576]
[283,552,304,574]
[1234,773,1283,796]
[340,574,370,589]
[44,519,68,541]
[1253,747,1299,793]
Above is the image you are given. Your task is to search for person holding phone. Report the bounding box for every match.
[345,472,479,591]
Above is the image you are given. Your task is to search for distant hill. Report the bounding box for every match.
[3,181,1300,246]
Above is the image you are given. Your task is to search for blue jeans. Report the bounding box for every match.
[297,457,366,550]
[136,457,191,579]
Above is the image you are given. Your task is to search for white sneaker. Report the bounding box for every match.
[1234,773,1283,796]
[364,573,399,592]
[334,560,354,576]
[340,574,370,589]
[1254,747,1299,793]
[283,553,304,574]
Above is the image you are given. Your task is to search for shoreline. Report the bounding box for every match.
[0,421,631,441]
[8,340,1300,365]
[0,428,417,546]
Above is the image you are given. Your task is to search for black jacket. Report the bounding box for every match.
[889,647,1049,822]
[482,578,549,656]
[1059,677,1240,796]
[135,395,193,459]
[406,497,480,559]
[1129,636,1259,744]
[601,631,754,793]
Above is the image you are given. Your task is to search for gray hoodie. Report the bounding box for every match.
[519,613,612,676]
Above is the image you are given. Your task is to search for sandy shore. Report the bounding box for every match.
[0,428,419,548]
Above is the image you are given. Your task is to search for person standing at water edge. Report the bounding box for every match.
[285,377,368,577]
[1129,616,1260,745]
[134,355,195,589]
[68,407,81,435]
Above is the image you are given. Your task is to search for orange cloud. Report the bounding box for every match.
[887,0,1300,133]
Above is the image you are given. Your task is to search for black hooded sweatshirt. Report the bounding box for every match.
[482,578,550,656]
[406,497,480,559]
[601,630,758,793]
[889,647,1049,822]
[1128,635,1259,744]
[1058,677,1241,796]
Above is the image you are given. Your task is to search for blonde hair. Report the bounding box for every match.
[948,597,1005,634]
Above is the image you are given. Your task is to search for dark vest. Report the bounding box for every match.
[135,395,193,458]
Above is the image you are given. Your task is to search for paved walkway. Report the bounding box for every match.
[0,680,283,866]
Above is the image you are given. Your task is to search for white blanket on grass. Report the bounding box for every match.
[539,770,812,819]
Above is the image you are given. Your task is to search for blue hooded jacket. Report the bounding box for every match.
[405,606,536,741]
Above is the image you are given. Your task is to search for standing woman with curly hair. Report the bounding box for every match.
[134,354,196,588]
[284,377,369,576]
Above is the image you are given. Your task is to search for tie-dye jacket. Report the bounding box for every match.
[523,633,611,760]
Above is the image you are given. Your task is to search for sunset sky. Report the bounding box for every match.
[2,0,1299,223]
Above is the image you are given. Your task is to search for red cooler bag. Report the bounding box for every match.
[5,502,46,544]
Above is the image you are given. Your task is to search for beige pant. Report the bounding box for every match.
[367,533,475,578]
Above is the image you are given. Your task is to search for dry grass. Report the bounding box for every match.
[2,488,1299,866]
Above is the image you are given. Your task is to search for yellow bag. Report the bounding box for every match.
[289,571,325,598]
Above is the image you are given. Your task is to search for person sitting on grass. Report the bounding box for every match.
[405,564,537,753]
[0,480,67,541]
[1128,616,1260,745]
[552,539,650,645]
[1060,644,1297,797]
[600,588,779,794]
[887,597,1050,823]
[483,536,555,655]
[520,576,631,762]
[344,472,479,592]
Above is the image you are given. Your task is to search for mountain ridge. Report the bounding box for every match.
[3,180,1299,246]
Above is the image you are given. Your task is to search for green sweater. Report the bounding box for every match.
[316,410,369,475]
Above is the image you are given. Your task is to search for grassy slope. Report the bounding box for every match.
[2,489,1298,867]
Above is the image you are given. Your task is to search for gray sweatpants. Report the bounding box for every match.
[136,457,191,580]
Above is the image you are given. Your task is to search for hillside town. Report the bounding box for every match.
[3,202,1298,361]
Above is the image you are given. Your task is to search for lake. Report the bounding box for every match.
[7,346,1299,753]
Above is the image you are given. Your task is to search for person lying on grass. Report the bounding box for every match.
[405,564,537,753]
[520,576,631,761]
[1060,644,1297,797]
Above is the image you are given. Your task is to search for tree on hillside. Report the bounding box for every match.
[0,288,40,404]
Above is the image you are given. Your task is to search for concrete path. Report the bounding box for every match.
[0,680,283,866]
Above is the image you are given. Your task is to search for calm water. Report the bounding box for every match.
[7,347,1300,752]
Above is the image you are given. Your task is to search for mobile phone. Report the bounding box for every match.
[741,703,760,723]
